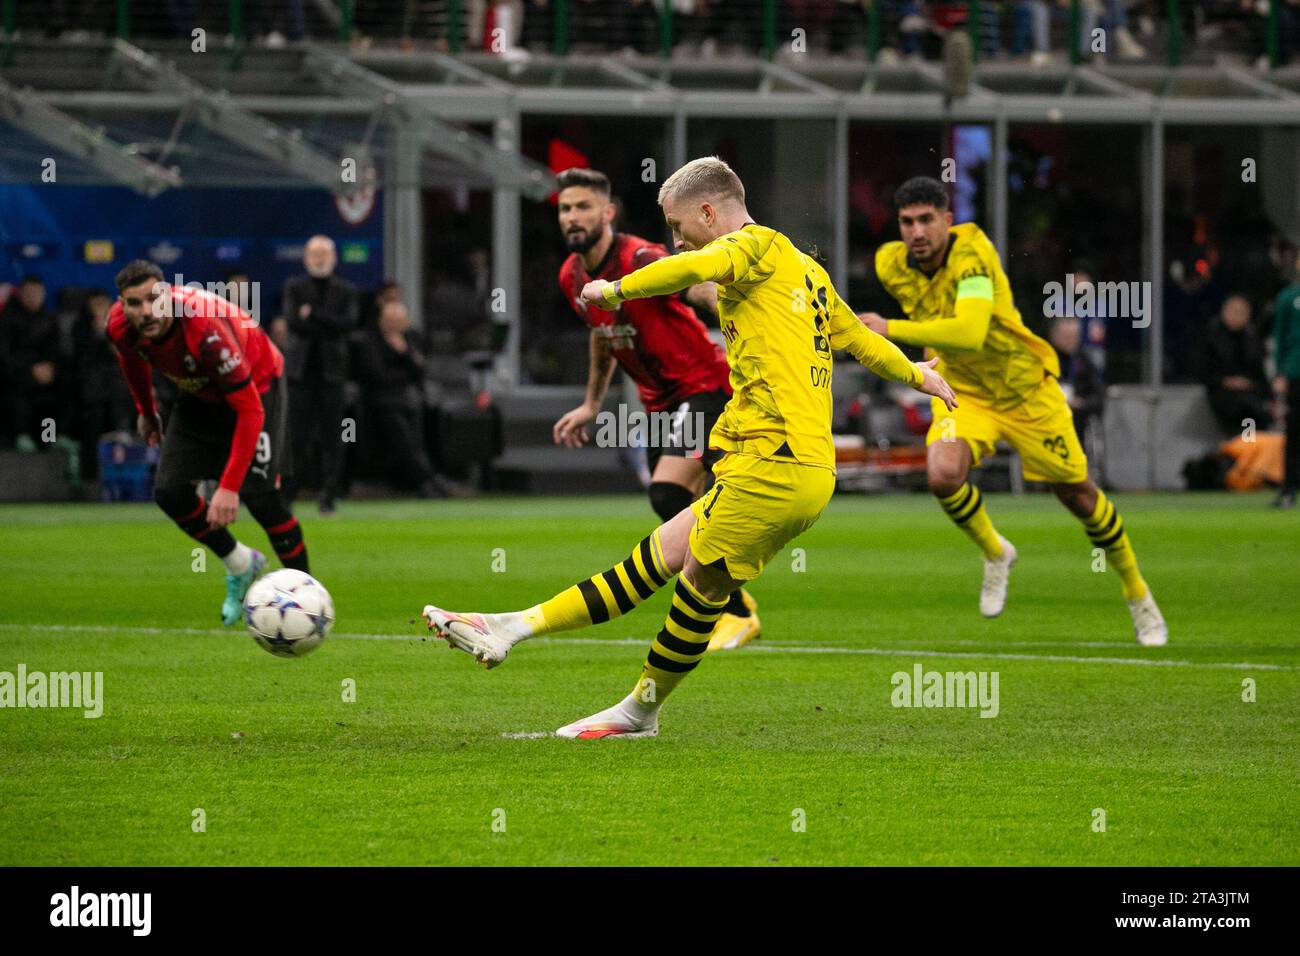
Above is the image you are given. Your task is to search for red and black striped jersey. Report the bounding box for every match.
[559,232,730,413]
[107,284,283,412]
[107,284,285,492]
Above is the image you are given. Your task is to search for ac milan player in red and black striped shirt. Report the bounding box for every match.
[551,168,759,650]
[108,260,309,626]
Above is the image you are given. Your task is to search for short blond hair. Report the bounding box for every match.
[658,156,745,208]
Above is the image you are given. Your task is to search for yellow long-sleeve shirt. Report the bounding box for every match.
[875,221,1058,409]
[603,223,923,470]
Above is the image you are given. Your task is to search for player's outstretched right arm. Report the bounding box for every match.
[582,243,737,308]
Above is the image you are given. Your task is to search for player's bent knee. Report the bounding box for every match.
[153,484,198,518]
[654,506,697,576]
[1052,481,1096,516]
[681,554,739,604]
[928,471,966,498]
[242,491,291,525]
[928,441,972,497]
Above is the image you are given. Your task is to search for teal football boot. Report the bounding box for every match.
[222,549,267,626]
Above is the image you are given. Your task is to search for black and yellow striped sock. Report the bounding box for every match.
[631,575,729,707]
[1082,490,1147,600]
[937,483,1004,559]
[522,529,672,635]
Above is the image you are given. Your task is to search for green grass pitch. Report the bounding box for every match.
[1,492,1297,866]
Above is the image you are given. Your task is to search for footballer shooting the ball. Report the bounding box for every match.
[422,157,956,739]
[551,166,758,651]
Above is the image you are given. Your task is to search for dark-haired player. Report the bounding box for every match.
[107,260,309,625]
[552,167,758,651]
[859,177,1167,645]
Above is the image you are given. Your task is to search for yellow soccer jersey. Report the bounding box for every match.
[604,223,923,470]
[875,222,1058,408]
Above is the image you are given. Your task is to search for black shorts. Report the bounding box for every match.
[155,377,289,496]
[645,388,730,476]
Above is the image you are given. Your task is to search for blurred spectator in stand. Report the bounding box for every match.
[1099,0,1147,58]
[1244,0,1300,67]
[1003,0,1146,63]
[1050,314,1104,446]
[223,271,250,297]
[282,236,360,514]
[354,300,446,498]
[425,249,497,354]
[1273,253,1300,508]
[879,1,930,59]
[72,290,134,481]
[1,276,65,451]
[220,271,259,328]
[1199,294,1272,435]
[467,0,528,54]
[1069,263,1109,377]
[1165,202,1222,383]
[372,279,403,329]
[1010,1,1097,63]
[0,283,10,449]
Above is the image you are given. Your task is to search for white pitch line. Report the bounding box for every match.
[531,637,1293,671]
[0,623,1293,671]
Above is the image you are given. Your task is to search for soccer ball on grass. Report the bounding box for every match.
[244,569,334,658]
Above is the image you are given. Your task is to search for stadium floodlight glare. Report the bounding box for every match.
[301,43,556,201]
[0,75,182,197]
[107,40,363,197]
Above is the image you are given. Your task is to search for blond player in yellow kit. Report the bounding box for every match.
[859,176,1167,646]
[420,158,956,738]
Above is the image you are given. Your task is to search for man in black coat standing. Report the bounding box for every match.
[1,275,64,449]
[282,235,359,514]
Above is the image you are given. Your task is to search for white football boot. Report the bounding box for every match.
[1128,591,1169,647]
[555,699,659,739]
[422,606,514,669]
[979,536,1018,618]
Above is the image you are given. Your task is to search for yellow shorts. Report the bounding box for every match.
[687,452,835,581]
[927,377,1089,484]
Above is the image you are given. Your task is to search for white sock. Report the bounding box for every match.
[222,542,252,575]
[485,611,535,646]
[619,692,658,723]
